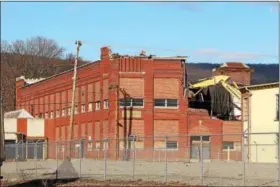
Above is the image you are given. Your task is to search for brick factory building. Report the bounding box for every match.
[15,47,242,161]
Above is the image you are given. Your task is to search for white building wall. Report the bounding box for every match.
[4,118,17,140]
[249,87,278,163]
[27,119,45,137]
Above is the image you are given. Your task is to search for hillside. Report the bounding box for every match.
[187,63,279,84]
[0,53,278,112]
[1,53,88,112]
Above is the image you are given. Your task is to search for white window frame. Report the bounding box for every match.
[56,109,60,118]
[103,140,108,150]
[50,111,54,119]
[95,101,101,111]
[81,104,86,113]
[74,105,79,114]
[61,109,66,117]
[222,141,236,151]
[45,112,49,119]
[166,141,178,150]
[87,142,93,151]
[103,100,109,109]
[119,98,144,108]
[68,107,72,116]
[154,99,178,109]
[88,102,93,112]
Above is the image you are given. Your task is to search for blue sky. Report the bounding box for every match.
[1,2,279,64]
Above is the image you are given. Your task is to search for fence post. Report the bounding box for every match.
[16,143,19,180]
[200,135,204,186]
[35,143,38,179]
[165,136,168,183]
[242,135,246,186]
[56,142,58,179]
[227,146,230,162]
[104,139,107,181]
[132,135,136,181]
[80,139,82,178]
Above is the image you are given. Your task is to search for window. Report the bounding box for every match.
[50,111,54,119]
[95,141,101,149]
[103,140,108,150]
[120,98,144,107]
[222,142,234,150]
[45,112,49,119]
[81,104,86,113]
[154,99,178,108]
[166,141,178,149]
[103,100,109,109]
[88,102,93,112]
[68,107,72,115]
[60,145,65,152]
[87,142,93,151]
[61,109,66,117]
[276,94,279,121]
[74,105,78,114]
[56,110,60,118]
[39,113,43,118]
[96,101,101,111]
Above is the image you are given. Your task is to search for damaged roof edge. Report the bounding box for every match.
[240,82,279,90]
[18,61,100,89]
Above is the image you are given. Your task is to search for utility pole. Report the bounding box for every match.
[0,84,5,185]
[68,40,82,158]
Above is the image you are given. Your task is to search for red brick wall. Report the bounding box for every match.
[154,120,178,137]
[119,78,144,98]
[16,47,189,160]
[213,68,251,85]
[154,78,179,98]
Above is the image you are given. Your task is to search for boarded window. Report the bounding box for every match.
[61,126,66,140]
[81,85,86,104]
[154,120,178,139]
[154,78,179,99]
[88,83,94,102]
[56,93,60,110]
[103,121,108,138]
[119,78,144,98]
[81,123,86,138]
[88,122,93,140]
[62,91,66,109]
[44,96,48,112]
[35,98,39,114]
[39,97,43,113]
[68,90,72,107]
[50,94,55,111]
[56,127,60,141]
[95,122,101,141]
[74,125,79,139]
[95,82,101,101]
[103,79,108,100]
[75,87,79,103]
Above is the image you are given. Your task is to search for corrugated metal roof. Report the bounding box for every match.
[4,109,34,119]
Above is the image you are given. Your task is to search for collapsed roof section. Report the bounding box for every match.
[188,75,241,121]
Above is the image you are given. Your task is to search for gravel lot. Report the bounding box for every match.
[2,159,278,186]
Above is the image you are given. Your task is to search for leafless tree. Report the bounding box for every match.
[1,36,65,58]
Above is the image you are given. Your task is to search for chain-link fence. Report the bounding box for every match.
[2,132,279,186]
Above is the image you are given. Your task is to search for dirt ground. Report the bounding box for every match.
[55,179,191,186]
[2,179,192,187]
